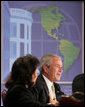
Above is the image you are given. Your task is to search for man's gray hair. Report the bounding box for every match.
[39,54,61,73]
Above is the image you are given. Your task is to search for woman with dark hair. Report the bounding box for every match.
[4,54,53,106]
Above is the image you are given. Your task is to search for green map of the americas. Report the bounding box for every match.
[33,4,80,73]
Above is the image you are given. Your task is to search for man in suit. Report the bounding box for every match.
[33,54,64,105]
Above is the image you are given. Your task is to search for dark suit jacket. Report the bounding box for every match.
[33,74,64,103]
[3,84,50,106]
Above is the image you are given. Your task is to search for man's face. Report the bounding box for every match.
[47,57,63,82]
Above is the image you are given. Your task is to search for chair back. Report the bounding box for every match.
[59,92,84,106]
[1,89,7,105]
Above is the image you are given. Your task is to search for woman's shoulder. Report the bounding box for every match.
[5,84,34,101]
[7,84,30,95]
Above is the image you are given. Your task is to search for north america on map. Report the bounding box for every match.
[33,4,80,74]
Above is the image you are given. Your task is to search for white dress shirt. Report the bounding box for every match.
[42,75,56,100]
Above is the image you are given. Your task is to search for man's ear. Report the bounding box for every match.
[43,65,49,73]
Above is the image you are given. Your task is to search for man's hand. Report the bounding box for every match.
[48,94,59,106]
